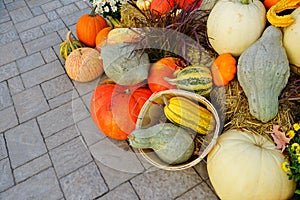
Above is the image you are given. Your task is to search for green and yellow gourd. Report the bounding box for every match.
[164,96,215,135]
[128,123,194,165]
[59,31,84,60]
[164,65,213,96]
[237,26,290,123]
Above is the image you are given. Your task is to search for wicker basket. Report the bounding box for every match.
[135,89,221,171]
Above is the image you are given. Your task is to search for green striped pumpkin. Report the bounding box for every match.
[59,31,84,60]
[165,65,212,96]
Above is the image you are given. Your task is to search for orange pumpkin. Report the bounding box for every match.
[148,57,185,93]
[90,81,153,140]
[211,53,237,86]
[65,47,103,82]
[95,27,112,52]
[150,0,175,15]
[263,0,281,9]
[76,7,108,47]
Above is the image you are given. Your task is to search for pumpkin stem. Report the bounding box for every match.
[163,77,176,85]
[125,88,131,94]
[162,95,169,106]
[240,0,250,4]
[90,5,97,17]
[66,30,73,43]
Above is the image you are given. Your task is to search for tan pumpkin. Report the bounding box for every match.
[65,47,103,82]
[207,129,296,200]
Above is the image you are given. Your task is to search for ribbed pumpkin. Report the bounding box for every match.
[90,81,153,140]
[76,7,108,47]
[59,31,84,60]
[65,47,103,82]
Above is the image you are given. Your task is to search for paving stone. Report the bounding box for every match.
[48,89,79,109]
[6,0,26,11]
[16,52,44,73]
[21,60,65,88]
[30,6,44,16]
[90,138,144,174]
[49,137,93,178]
[19,26,44,43]
[41,19,66,34]
[97,182,139,200]
[0,62,19,83]
[13,86,49,123]
[95,160,138,190]
[0,167,63,200]
[61,8,90,26]
[41,47,57,63]
[9,6,33,23]
[75,1,90,10]
[0,134,7,160]
[0,106,18,133]
[0,1,4,9]
[0,9,10,24]
[0,21,13,34]
[130,168,202,200]
[193,160,209,181]
[62,0,84,5]
[77,117,105,146]
[81,91,92,111]
[4,0,13,4]
[74,78,99,96]
[15,14,49,33]
[7,76,24,95]
[27,0,53,8]
[45,125,79,150]
[175,182,219,200]
[24,32,61,55]
[41,74,73,99]
[41,0,63,13]
[60,162,108,200]
[46,10,59,20]
[0,40,26,66]
[13,154,52,183]
[38,98,89,137]
[0,81,13,111]
[56,3,79,17]
[5,119,47,169]
[0,158,14,192]
[0,27,19,46]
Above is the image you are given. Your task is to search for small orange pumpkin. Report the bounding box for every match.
[76,7,108,47]
[150,0,175,15]
[65,47,103,82]
[211,53,237,86]
[95,27,112,52]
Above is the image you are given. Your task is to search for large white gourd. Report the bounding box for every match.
[283,7,300,67]
[207,0,266,56]
[207,129,296,200]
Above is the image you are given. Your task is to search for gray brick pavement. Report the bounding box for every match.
[0,0,223,199]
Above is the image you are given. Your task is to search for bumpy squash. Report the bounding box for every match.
[136,0,152,11]
[237,26,290,122]
[164,96,215,135]
[128,123,194,165]
[207,129,296,200]
[207,0,266,56]
[59,31,84,60]
[165,65,212,96]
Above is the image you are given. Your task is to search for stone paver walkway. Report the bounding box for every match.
[0,0,220,199]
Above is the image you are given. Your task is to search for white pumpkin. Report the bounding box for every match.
[283,7,300,67]
[207,129,296,200]
[207,0,266,56]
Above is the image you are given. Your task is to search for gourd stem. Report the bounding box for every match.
[90,5,97,17]
[241,0,250,4]
[66,30,73,43]
[162,95,169,106]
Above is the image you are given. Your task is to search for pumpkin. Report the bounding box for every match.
[178,0,202,10]
[237,26,290,122]
[283,7,300,67]
[266,0,300,27]
[95,27,112,52]
[147,57,185,93]
[90,81,152,140]
[211,53,237,86]
[76,7,108,47]
[105,28,142,46]
[59,30,84,60]
[101,43,150,85]
[150,0,175,15]
[129,123,194,164]
[207,0,266,56]
[263,0,280,9]
[65,47,103,82]
[207,129,296,200]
